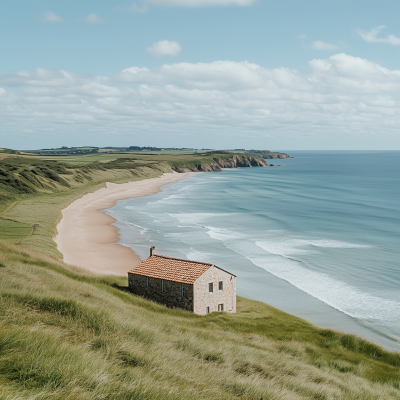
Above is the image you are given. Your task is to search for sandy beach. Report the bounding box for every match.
[54,172,190,275]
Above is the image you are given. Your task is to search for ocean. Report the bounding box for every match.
[105,151,400,350]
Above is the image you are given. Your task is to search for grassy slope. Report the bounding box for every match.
[1,152,400,399]
[17,150,244,166]
[21,147,290,159]
[1,241,400,399]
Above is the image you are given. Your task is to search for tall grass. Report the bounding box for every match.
[1,241,400,399]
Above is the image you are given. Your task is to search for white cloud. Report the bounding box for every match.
[357,26,400,46]
[125,2,149,12]
[312,41,339,50]
[43,11,62,22]
[82,13,108,23]
[144,0,255,7]
[147,40,182,57]
[1,54,400,147]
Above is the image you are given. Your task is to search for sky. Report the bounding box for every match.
[1,0,399,150]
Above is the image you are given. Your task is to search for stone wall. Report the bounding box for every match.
[128,273,194,312]
[193,266,236,315]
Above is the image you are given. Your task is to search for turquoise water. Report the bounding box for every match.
[107,151,400,350]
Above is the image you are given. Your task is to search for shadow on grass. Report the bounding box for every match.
[111,283,131,292]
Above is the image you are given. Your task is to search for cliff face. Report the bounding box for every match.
[272,154,291,159]
[173,154,269,173]
[216,154,267,168]
[247,150,291,159]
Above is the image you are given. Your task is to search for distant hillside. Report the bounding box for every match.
[21,146,291,159]
[0,148,22,155]
[21,146,206,156]
[245,150,292,159]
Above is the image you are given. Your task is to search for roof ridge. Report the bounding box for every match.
[152,254,213,266]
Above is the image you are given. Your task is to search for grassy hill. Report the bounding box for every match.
[1,241,400,399]
[20,146,290,159]
[0,151,400,399]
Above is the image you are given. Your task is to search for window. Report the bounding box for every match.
[218,304,224,312]
[146,277,150,288]
[206,307,210,314]
[181,283,185,298]
[219,281,223,290]
[161,279,165,293]
[209,282,213,293]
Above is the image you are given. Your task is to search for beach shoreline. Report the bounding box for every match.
[54,172,190,276]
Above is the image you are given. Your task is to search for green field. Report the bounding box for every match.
[0,218,32,243]
[20,147,214,158]
[14,151,236,165]
[18,151,243,166]
[0,150,399,399]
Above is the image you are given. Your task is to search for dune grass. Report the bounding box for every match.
[1,240,400,399]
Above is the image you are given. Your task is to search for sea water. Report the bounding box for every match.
[106,151,400,350]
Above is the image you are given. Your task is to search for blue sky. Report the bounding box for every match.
[1,0,399,150]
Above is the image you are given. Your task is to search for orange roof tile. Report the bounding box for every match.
[128,255,213,284]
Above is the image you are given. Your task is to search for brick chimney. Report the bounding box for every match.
[150,246,156,256]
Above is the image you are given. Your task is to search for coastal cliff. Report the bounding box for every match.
[173,154,273,173]
[247,150,292,159]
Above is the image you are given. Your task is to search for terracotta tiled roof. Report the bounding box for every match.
[128,255,213,284]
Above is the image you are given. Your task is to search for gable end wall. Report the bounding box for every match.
[193,266,236,315]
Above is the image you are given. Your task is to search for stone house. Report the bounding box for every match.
[128,247,236,315]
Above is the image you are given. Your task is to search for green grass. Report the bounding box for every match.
[0,241,400,399]
[17,149,273,166]
[0,218,32,243]
[23,153,136,165]
[18,150,215,165]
